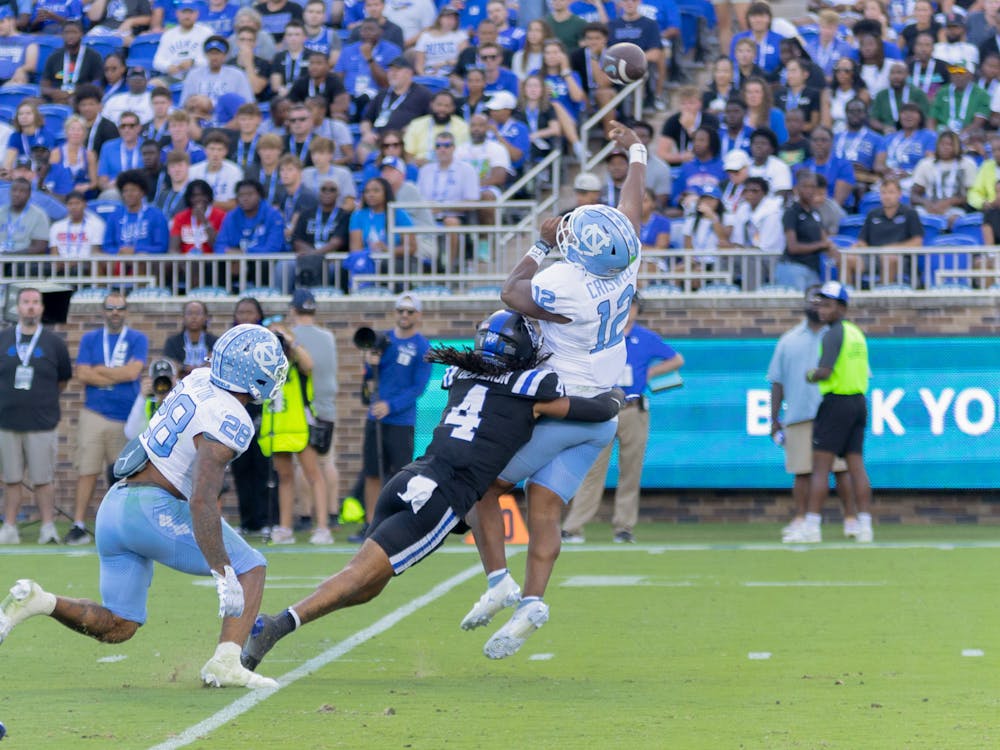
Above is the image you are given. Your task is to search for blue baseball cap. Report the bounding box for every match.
[176,0,199,10]
[0,7,14,19]
[699,185,722,199]
[380,155,406,174]
[204,35,229,53]
[291,287,316,312]
[818,280,849,304]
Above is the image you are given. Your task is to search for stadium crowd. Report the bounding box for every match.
[0,0,995,291]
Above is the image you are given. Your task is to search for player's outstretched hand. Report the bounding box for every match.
[607,119,640,149]
[213,565,245,619]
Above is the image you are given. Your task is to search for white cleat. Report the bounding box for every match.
[0,523,20,545]
[460,572,521,631]
[201,643,278,689]
[483,599,549,659]
[855,525,874,544]
[782,525,821,544]
[0,579,56,644]
[843,518,860,538]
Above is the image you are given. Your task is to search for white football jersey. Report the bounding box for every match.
[531,258,640,395]
[139,368,254,500]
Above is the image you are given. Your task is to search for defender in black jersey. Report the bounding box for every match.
[242,311,624,671]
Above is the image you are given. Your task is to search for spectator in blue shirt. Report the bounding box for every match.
[160,110,208,166]
[485,91,530,173]
[97,110,145,193]
[478,40,520,97]
[799,126,855,207]
[215,178,287,254]
[487,0,525,52]
[730,1,783,74]
[200,0,240,35]
[103,170,171,254]
[335,18,400,117]
[29,0,82,33]
[673,126,726,206]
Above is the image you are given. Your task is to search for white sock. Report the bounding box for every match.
[213,641,242,659]
[805,513,822,528]
[857,512,872,526]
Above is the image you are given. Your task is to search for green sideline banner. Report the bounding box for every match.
[415,337,1000,490]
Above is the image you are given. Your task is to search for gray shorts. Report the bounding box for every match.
[0,428,58,486]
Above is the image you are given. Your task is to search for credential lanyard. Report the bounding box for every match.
[103,325,129,368]
[14,324,41,366]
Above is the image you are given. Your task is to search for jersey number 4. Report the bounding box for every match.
[591,284,635,354]
[443,384,486,442]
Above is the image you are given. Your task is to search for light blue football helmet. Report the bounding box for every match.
[556,204,640,278]
[210,324,289,404]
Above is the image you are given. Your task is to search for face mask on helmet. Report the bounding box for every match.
[474,310,541,368]
[210,324,289,404]
[557,205,640,278]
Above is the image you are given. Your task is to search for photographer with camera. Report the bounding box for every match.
[124,359,178,441]
[350,293,431,542]
[259,318,330,545]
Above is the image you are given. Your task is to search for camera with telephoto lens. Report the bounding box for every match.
[353,327,389,405]
[353,326,390,354]
[272,330,294,355]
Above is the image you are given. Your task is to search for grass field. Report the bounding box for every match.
[3,522,1000,749]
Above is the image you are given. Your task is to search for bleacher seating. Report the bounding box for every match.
[837,215,866,240]
[951,213,984,244]
[127,286,173,300]
[126,32,162,72]
[83,33,123,60]
[923,236,975,288]
[920,215,948,246]
[39,103,72,144]
[186,286,230,298]
[0,84,40,110]
[72,287,111,300]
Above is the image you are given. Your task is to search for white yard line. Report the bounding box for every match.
[147,561,487,750]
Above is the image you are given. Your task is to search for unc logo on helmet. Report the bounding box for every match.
[474,310,541,368]
[210,324,289,403]
[557,205,640,278]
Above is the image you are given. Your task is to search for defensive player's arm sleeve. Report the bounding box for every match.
[817,323,844,371]
[563,388,625,422]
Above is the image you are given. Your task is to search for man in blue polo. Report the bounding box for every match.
[65,291,148,544]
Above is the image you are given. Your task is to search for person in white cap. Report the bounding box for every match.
[485,90,530,175]
[784,281,874,544]
[570,171,601,209]
[720,149,750,216]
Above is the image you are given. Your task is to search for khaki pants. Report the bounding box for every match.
[563,405,649,535]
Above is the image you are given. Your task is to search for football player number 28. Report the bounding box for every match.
[444,384,486,441]
[147,393,253,457]
[591,284,635,354]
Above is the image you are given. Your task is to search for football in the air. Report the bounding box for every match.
[601,42,648,84]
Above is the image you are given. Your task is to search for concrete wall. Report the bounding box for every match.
[24,292,1000,524]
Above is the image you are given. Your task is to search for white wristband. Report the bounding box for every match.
[526,245,548,265]
[628,143,647,165]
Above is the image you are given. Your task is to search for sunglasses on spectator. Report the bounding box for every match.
[120,122,139,128]
[396,308,417,314]
[480,54,498,60]
[435,142,454,148]
[288,116,309,122]
[104,305,127,311]
[382,141,402,147]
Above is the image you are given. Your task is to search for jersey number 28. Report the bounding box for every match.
[591,284,635,354]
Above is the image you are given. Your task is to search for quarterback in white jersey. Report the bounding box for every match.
[462,120,646,660]
[0,325,289,691]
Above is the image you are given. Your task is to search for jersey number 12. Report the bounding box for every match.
[591,284,635,353]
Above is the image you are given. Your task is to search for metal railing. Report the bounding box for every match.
[5,244,996,299]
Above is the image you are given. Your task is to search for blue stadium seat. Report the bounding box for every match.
[466,285,502,298]
[669,217,685,248]
[923,235,974,287]
[29,190,68,221]
[352,286,394,297]
[127,33,163,73]
[0,84,40,110]
[39,103,72,145]
[127,286,173,299]
[409,285,451,298]
[920,214,948,246]
[187,286,229,298]
[310,286,345,299]
[413,76,449,93]
[87,199,121,219]
[951,212,984,244]
[856,191,882,216]
[170,81,183,106]
[83,33,123,60]
[0,105,14,124]
[837,214,866,240]
[33,36,63,80]
[830,234,854,248]
[72,287,111,300]
[643,283,683,297]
